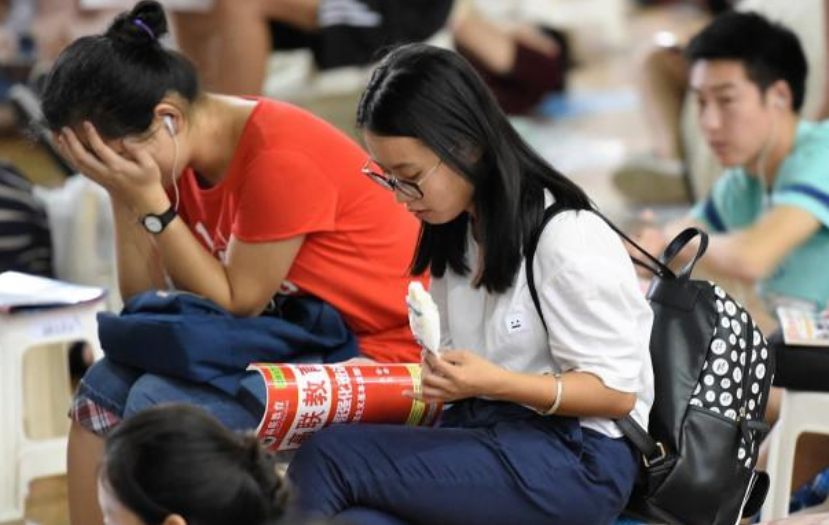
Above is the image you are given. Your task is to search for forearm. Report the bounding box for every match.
[152,217,253,314]
[492,369,636,419]
[658,219,767,279]
[111,200,166,301]
[697,232,771,280]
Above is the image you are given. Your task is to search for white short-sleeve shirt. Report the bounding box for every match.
[431,202,654,438]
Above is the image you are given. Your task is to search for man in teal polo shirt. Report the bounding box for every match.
[635,12,829,509]
[636,12,829,312]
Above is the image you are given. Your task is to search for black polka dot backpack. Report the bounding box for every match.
[526,204,775,525]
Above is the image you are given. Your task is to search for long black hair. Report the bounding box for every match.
[356,43,591,293]
[101,404,289,525]
[40,0,199,139]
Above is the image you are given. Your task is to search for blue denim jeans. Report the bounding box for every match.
[287,399,638,525]
[72,358,260,435]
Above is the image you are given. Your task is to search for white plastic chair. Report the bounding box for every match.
[34,176,122,312]
[0,298,105,523]
[762,390,829,520]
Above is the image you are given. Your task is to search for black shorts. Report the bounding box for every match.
[270,0,454,69]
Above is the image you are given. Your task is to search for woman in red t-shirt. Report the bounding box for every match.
[41,2,423,524]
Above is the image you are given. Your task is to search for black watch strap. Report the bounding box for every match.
[141,205,177,234]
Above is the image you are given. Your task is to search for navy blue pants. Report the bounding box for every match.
[287,400,638,525]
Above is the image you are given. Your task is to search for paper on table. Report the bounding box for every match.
[0,271,106,313]
[777,307,829,347]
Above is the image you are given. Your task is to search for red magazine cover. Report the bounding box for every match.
[248,363,443,451]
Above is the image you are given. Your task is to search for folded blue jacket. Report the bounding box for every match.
[98,290,359,396]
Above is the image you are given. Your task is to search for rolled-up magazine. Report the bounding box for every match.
[247,363,443,451]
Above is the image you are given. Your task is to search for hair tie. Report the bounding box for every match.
[132,18,155,40]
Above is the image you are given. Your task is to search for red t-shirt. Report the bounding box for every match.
[176,99,424,362]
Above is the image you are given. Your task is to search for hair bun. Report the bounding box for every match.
[105,0,169,48]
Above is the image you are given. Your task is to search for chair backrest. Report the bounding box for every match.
[34,175,122,311]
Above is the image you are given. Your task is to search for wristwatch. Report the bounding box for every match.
[140,205,177,234]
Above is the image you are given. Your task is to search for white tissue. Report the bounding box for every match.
[406,281,441,355]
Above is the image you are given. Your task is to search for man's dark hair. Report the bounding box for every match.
[686,12,808,111]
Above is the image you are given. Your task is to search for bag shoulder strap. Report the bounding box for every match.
[524,204,673,330]
[524,204,666,465]
[524,202,567,333]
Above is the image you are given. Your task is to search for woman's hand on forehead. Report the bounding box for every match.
[57,121,169,215]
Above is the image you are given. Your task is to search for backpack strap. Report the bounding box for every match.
[524,204,673,336]
[525,202,567,333]
[525,204,669,466]
[615,415,666,467]
[659,227,709,280]
[590,209,674,279]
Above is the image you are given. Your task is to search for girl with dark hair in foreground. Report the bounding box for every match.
[287,43,655,525]
[99,404,288,525]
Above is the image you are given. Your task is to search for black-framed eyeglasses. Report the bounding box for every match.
[361,158,442,200]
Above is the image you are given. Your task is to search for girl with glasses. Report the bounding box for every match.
[287,43,655,525]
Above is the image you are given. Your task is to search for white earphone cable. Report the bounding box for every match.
[757,100,779,211]
[170,133,180,212]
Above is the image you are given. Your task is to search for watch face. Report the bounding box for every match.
[143,216,163,234]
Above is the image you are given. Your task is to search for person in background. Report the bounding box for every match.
[633,12,829,516]
[613,0,829,205]
[635,12,829,317]
[173,0,568,114]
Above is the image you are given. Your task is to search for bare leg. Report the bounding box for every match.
[450,1,516,75]
[791,434,829,489]
[637,45,689,161]
[261,0,321,32]
[450,0,559,76]
[173,0,272,95]
[67,420,105,525]
[756,431,829,492]
[172,9,224,92]
[175,0,320,95]
[764,386,782,425]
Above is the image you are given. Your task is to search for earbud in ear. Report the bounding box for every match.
[163,115,176,137]
[775,97,786,109]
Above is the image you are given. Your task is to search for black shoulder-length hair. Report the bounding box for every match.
[101,404,289,525]
[356,43,592,293]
